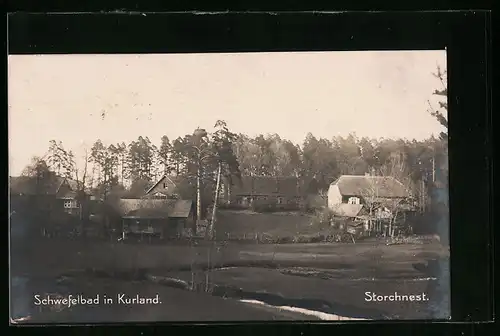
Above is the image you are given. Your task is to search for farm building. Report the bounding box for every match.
[327,174,416,234]
[111,198,195,239]
[142,175,182,199]
[218,175,304,210]
[9,175,92,219]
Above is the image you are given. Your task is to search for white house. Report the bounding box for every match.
[327,174,413,219]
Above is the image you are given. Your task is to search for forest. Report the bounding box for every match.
[19,67,448,215]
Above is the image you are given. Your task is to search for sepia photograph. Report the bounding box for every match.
[9,50,450,323]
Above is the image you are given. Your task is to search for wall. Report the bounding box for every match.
[146,176,178,198]
[327,184,342,209]
[221,194,302,211]
[123,218,168,235]
[184,212,196,231]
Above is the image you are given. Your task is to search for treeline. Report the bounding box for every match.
[21,66,448,207]
[23,126,447,202]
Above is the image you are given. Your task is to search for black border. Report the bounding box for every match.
[6,10,493,332]
[4,1,496,12]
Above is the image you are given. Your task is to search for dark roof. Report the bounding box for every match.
[114,199,193,218]
[10,175,91,196]
[169,200,193,217]
[333,175,410,198]
[124,208,171,219]
[57,190,78,199]
[10,176,37,195]
[229,176,302,196]
[10,175,67,195]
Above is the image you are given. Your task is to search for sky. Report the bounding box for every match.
[8,50,447,176]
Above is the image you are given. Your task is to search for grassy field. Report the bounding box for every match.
[215,210,335,240]
[11,235,448,277]
[10,209,449,322]
[11,237,449,322]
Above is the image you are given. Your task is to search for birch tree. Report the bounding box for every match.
[380,157,414,237]
[187,128,213,227]
[360,176,382,235]
[207,120,241,240]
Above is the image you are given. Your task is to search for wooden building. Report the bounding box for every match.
[112,198,195,240]
[9,175,91,219]
[218,175,304,210]
[328,174,416,234]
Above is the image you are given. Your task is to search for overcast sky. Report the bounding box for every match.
[8,50,447,176]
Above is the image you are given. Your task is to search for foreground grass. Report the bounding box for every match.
[12,276,315,323]
[11,236,448,277]
[11,236,449,322]
[161,266,438,319]
[215,210,315,240]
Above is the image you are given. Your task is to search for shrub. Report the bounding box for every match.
[251,202,275,213]
[310,207,335,227]
[305,194,328,210]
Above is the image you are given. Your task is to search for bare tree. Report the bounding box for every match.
[71,147,91,221]
[379,157,415,237]
[207,120,241,240]
[360,176,382,235]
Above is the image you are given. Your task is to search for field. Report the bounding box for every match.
[10,210,450,323]
[215,210,318,239]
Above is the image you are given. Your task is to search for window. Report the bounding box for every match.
[348,197,360,205]
[64,200,77,208]
[163,183,168,189]
[277,197,284,204]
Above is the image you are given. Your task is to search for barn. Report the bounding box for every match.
[112,198,195,240]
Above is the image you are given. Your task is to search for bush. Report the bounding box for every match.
[305,194,328,210]
[251,203,275,213]
[310,207,335,227]
[218,203,248,210]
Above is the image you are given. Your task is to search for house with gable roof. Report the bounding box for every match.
[327,173,415,222]
[218,175,305,210]
[105,175,195,239]
[9,175,92,218]
[142,174,181,199]
[111,198,195,239]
